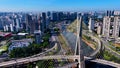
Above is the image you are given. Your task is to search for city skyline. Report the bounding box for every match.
[0,0,120,12]
[0,5,120,67]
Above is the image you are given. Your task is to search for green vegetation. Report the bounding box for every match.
[67,20,77,33]
[27,64,33,68]
[10,33,51,58]
[26,60,55,68]
[59,61,65,66]
[0,45,7,51]
[54,27,60,34]
[26,35,34,39]
[9,43,49,58]
[58,34,73,55]
[116,47,120,51]
[0,40,11,55]
[82,35,91,40]
[108,41,120,54]
[108,41,113,45]
[42,33,50,47]
[13,35,20,40]
[82,21,88,30]
[82,35,97,49]
[26,59,68,68]
[36,60,54,68]
[54,27,60,32]
[67,19,88,33]
[9,44,42,58]
[103,51,120,63]
[0,45,8,54]
[21,29,27,33]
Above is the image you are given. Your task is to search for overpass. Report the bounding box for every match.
[0,55,120,68]
[88,33,102,57]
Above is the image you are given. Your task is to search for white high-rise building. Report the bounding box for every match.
[97,25,102,35]
[102,16,111,38]
[3,26,6,31]
[5,25,9,31]
[16,19,20,29]
[10,24,14,32]
[113,16,120,39]
[88,18,94,32]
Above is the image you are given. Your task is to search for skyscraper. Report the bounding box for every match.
[26,14,35,34]
[51,12,58,21]
[46,16,50,29]
[113,16,120,40]
[88,18,94,32]
[107,10,111,16]
[5,25,9,31]
[41,12,46,33]
[102,16,111,39]
[97,25,102,35]
[10,24,14,32]
[16,19,20,29]
[15,18,21,31]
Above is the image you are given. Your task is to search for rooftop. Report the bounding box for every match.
[17,33,28,36]
[0,32,11,37]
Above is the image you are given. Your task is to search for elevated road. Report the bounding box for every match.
[0,55,120,68]
[100,38,120,58]
[82,30,102,57]
[0,55,79,67]
[90,59,120,68]
[89,35,101,57]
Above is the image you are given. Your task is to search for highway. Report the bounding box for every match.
[82,30,102,57]
[90,59,120,68]
[30,31,65,57]
[31,42,58,57]
[85,30,120,58]
[100,38,120,58]
[0,55,79,67]
[0,55,120,68]
[89,35,101,57]
[51,28,68,55]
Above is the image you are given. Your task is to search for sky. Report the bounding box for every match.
[0,0,120,12]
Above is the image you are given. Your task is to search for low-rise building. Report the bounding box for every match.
[9,39,33,51]
[0,32,12,38]
[0,32,12,41]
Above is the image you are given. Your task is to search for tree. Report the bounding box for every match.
[43,42,49,47]
[54,28,60,33]
[36,61,45,68]
[27,64,33,68]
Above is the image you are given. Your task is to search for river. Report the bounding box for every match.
[62,31,94,56]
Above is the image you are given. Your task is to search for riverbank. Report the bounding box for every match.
[82,39,96,50]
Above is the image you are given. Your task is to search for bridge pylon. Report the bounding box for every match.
[74,15,85,68]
